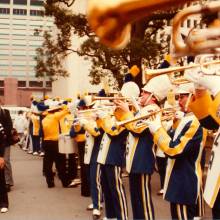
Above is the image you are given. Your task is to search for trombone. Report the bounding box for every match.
[142,59,220,84]
[87,0,194,49]
[172,1,220,57]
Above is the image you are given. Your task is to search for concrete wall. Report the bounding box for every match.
[52,0,101,100]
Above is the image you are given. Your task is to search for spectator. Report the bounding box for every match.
[13,110,28,148]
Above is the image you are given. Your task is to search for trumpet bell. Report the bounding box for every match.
[87,0,193,49]
[172,1,220,57]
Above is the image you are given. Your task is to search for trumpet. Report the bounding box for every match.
[77,106,114,114]
[142,59,220,84]
[92,96,128,101]
[116,107,175,127]
[172,1,220,57]
[87,0,194,49]
[134,114,174,129]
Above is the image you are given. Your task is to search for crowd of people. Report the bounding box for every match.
[0,62,219,220]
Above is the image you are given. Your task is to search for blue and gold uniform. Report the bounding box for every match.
[189,90,220,219]
[121,104,157,220]
[83,118,104,215]
[59,113,78,185]
[42,107,69,188]
[97,111,128,220]
[69,120,90,197]
[153,112,204,219]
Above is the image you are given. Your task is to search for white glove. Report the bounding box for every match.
[79,118,88,127]
[185,68,220,96]
[96,110,109,119]
[175,110,185,120]
[145,113,162,134]
[162,120,173,131]
[67,102,75,115]
[184,67,204,89]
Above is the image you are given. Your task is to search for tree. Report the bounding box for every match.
[35,0,179,89]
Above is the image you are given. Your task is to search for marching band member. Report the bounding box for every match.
[145,83,205,220]
[96,107,128,220]
[185,69,220,219]
[115,75,172,220]
[69,97,91,197]
[30,111,41,155]
[59,104,78,187]
[41,105,70,188]
[78,112,104,219]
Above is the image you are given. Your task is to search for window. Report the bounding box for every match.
[0,89,4,96]
[30,0,43,6]
[187,19,191,28]
[46,81,52,88]
[13,0,27,5]
[18,80,26,87]
[13,8,27,15]
[194,20,197,27]
[30,9,44,16]
[29,80,43,87]
[0,0,10,4]
[0,80,4,87]
[0,8,10,14]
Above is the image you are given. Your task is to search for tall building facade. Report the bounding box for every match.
[0,0,53,106]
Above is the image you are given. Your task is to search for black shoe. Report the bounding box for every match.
[5,185,11,192]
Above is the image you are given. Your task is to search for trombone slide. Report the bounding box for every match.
[143,59,220,84]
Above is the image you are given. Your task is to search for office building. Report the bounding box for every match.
[0,0,53,106]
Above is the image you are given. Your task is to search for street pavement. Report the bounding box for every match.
[1,146,212,220]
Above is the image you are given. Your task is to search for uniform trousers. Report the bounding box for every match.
[101,164,128,220]
[170,203,197,220]
[156,156,167,189]
[195,187,204,218]
[129,173,155,220]
[0,168,8,208]
[77,142,90,197]
[43,140,69,187]
[212,190,220,219]
[65,153,78,182]
[32,135,40,153]
[90,163,102,210]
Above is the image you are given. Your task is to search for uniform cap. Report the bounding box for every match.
[142,75,173,102]
[175,83,195,94]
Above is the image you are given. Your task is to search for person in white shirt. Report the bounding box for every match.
[13,110,28,148]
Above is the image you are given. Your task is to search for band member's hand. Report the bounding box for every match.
[0,157,5,169]
[114,100,130,113]
[174,110,185,120]
[185,68,220,96]
[79,118,88,127]
[67,102,75,115]
[145,112,162,134]
[96,110,109,119]
[162,120,173,131]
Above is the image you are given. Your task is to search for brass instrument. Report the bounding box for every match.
[92,96,128,101]
[87,0,194,49]
[134,114,174,129]
[172,1,220,57]
[77,106,114,114]
[142,59,220,84]
[116,107,175,127]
